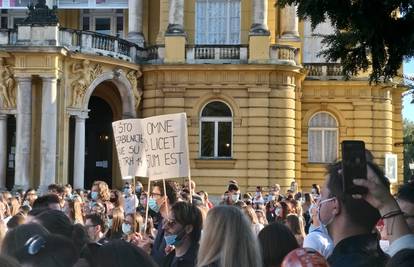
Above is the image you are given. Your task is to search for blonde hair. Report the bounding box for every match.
[10,198,20,216]
[126,212,144,234]
[68,197,84,225]
[197,206,262,267]
[93,181,110,202]
[242,205,259,225]
[111,207,124,234]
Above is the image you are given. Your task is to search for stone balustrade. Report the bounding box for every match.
[186,45,248,64]
[303,63,343,79]
[0,27,302,66]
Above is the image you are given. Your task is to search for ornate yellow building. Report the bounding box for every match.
[0,0,405,194]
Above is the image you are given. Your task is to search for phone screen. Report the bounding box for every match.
[341,140,367,194]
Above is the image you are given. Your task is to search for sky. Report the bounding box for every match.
[403,60,414,122]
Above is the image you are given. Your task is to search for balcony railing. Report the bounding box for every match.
[0,28,303,67]
[269,44,299,65]
[186,45,248,63]
[59,28,145,62]
[303,63,343,79]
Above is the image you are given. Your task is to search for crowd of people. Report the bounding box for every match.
[0,159,412,267]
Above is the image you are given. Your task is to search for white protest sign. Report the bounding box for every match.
[112,113,189,181]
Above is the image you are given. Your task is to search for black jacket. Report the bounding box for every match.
[328,233,389,267]
[162,242,199,267]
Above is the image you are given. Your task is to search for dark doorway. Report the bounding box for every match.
[85,96,113,189]
[6,115,16,190]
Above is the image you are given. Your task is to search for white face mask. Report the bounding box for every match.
[122,223,132,235]
[231,194,239,202]
[317,197,336,227]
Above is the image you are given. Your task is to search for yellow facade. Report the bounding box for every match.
[0,0,405,194]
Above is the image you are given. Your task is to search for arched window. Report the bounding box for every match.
[195,0,241,44]
[200,101,232,158]
[308,112,338,163]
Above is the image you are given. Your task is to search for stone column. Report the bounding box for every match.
[166,0,185,34]
[14,76,32,190]
[39,76,58,189]
[127,0,145,47]
[73,112,88,190]
[0,114,7,190]
[250,0,269,35]
[280,5,299,39]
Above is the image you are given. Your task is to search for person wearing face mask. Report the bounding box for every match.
[162,201,202,267]
[320,161,389,267]
[122,212,144,242]
[303,200,334,258]
[253,186,265,207]
[135,181,143,198]
[227,183,241,205]
[142,180,179,266]
[124,183,139,215]
[91,181,113,215]
[106,207,124,240]
[85,213,109,245]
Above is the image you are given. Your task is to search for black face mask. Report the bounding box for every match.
[110,197,117,203]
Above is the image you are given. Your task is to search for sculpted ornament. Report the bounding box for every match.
[126,70,143,110]
[0,58,16,109]
[71,60,103,107]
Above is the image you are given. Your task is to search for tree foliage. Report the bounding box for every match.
[277,0,414,82]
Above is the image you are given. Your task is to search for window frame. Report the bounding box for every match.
[308,112,339,163]
[195,0,241,45]
[199,101,233,159]
[80,9,125,37]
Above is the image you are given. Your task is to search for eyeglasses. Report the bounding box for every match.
[150,192,162,198]
[24,235,46,255]
[84,224,97,228]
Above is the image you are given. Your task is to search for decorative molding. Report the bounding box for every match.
[126,70,143,110]
[70,60,103,108]
[194,159,237,169]
[161,87,186,97]
[0,58,16,109]
[247,87,271,93]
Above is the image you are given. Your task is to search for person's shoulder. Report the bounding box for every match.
[328,247,388,267]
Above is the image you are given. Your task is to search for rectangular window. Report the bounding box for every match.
[116,16,123,37]
[201,122,215,157]
[308,129,337,163]
[95,17,111,35]
[218,121,232,157]
[196,0,240,44]
[308,130,323,162]
[57,0,127,9]
[10,0,31,7]
[1,17,7,29]
[82,16,90,31]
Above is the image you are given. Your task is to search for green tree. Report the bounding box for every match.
[403,119,414,182]
[277,0,414,82]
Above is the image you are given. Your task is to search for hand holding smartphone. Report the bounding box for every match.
[341,140,368,195]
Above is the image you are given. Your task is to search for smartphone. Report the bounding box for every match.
[341,140,367,194]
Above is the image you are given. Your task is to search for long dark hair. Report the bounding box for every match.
[258,223,299,267]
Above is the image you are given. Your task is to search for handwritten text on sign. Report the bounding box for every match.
[112,113,189,180]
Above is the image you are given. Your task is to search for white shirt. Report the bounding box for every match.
[124,194,138,215]
[387,234,414,257]
[303,226,334,258]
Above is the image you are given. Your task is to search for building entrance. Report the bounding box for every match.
[84,96,113,189]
